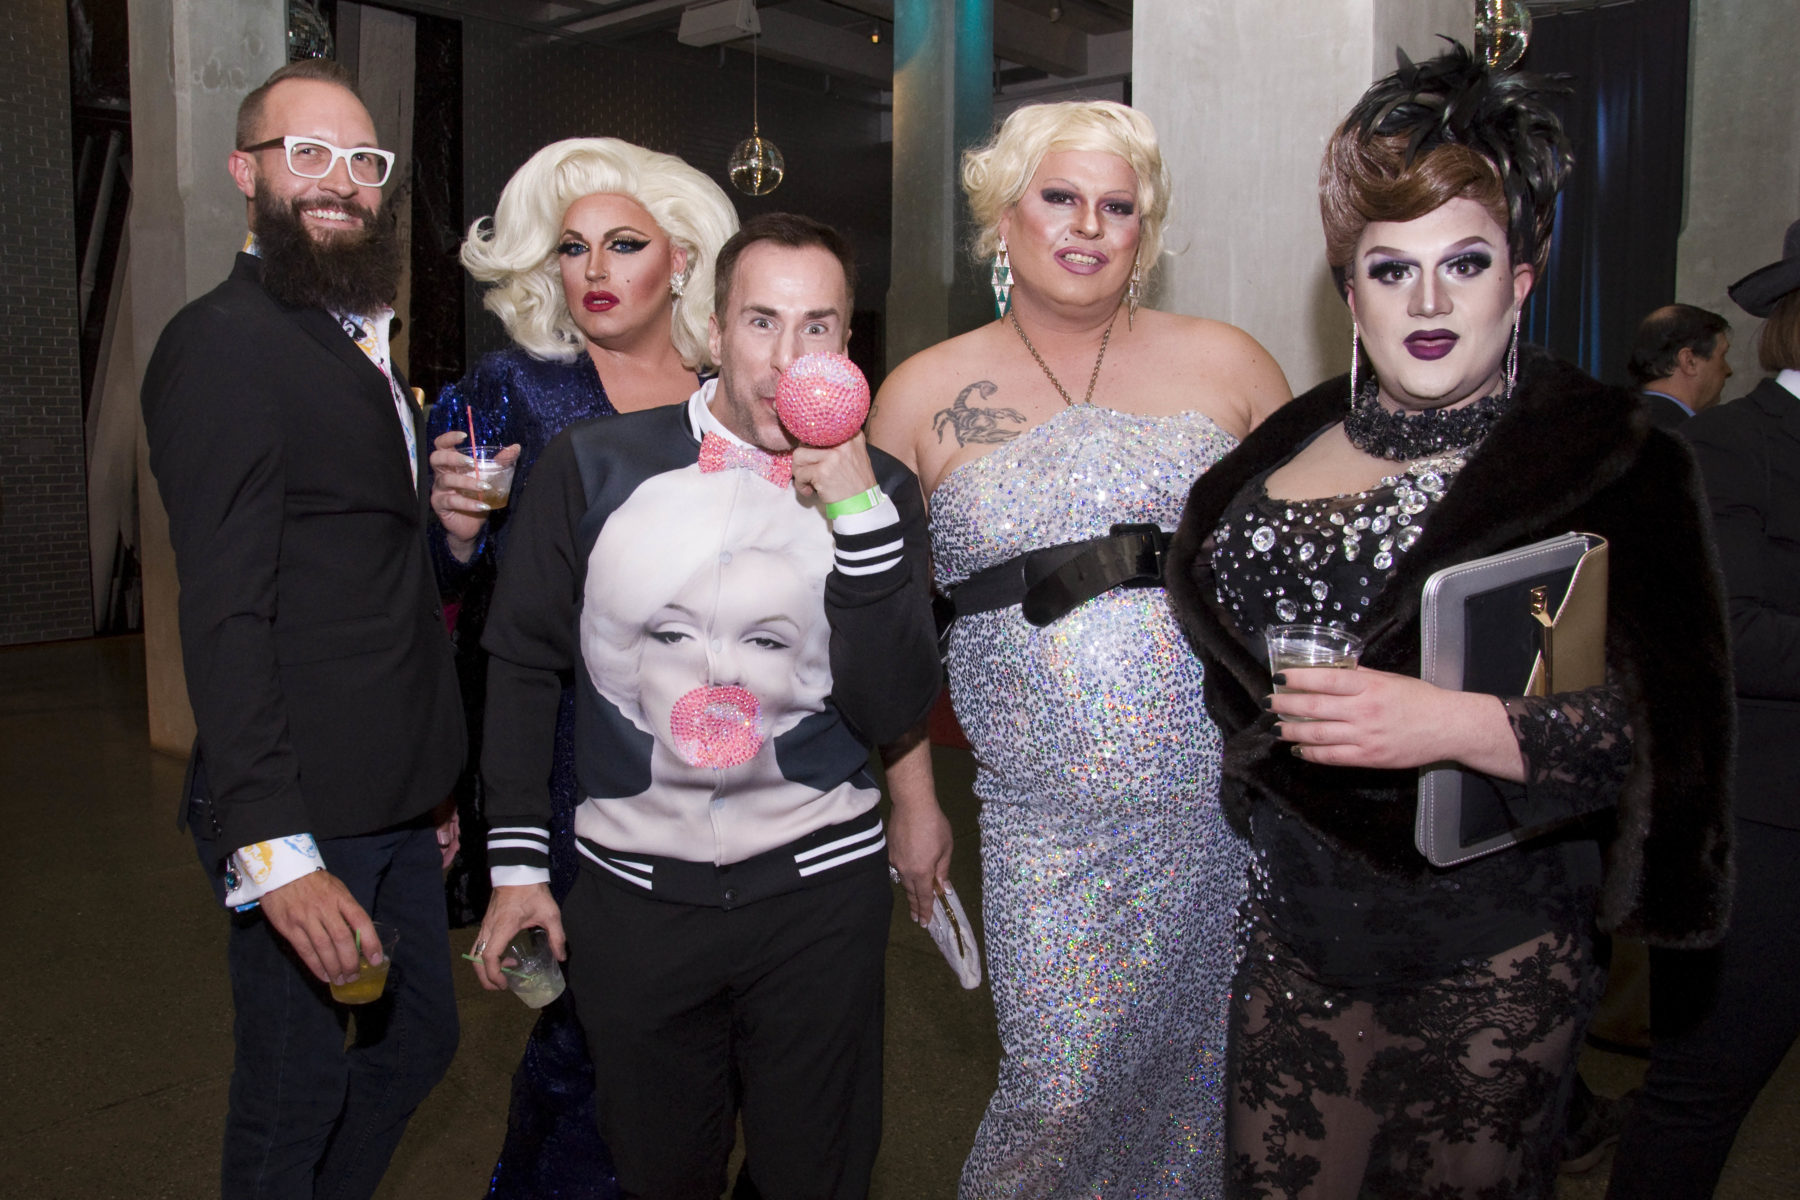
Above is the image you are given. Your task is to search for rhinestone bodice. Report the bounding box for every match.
[1212,451,1468,635]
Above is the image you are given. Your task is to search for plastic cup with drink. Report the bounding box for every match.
[329,921,398,1005]
[1264,623,1364,720]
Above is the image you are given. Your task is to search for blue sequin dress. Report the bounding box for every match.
[428,346,620,1200]
[930,405,1248,1199]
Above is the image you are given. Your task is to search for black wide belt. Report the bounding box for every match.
[945,522,1172,630]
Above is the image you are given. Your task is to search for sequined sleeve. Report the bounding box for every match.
[1499,685,1634,827]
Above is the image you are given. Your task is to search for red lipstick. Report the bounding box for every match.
[1404,329,1457,360]
[583,291,618,312]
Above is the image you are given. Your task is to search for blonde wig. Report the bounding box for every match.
[961,100,1171,275]
[461,138,739,369]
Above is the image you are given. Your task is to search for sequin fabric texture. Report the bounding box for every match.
[931,405,1246,1199]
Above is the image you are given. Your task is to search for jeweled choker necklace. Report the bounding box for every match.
[1342,378,1513,462]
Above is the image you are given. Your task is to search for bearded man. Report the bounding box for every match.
[140,58,464,1200]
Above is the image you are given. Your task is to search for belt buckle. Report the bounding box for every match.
[1108,522,1166,586]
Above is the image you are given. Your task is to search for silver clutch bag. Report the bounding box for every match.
[1417,531,1609,867]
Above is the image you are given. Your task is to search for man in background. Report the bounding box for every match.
[1627,303,1733,427]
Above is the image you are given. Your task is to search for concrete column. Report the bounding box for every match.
[1134,0,1468,393]
[128,0,285,754]
[887,0,993,371]
[1676,0,1800,402]
[339,3,417,375]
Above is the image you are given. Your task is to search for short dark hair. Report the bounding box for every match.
[713,213,857,318]
[1626,304,1732,385]
[236,59,360,150]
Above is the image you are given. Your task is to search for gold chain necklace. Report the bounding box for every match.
[1009,308,1117,408]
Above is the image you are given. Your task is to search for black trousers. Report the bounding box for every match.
[199,821,459,1200]
[1606,818,1800,1198]
[562,863,891,1200]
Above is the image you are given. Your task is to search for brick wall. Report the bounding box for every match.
[0,0,91,644]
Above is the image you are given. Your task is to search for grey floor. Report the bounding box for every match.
[2,636,1793,1199]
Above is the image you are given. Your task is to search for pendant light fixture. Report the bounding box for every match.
[728,31,785,196]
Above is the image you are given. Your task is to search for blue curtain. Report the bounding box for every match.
[1522,0,1689,386]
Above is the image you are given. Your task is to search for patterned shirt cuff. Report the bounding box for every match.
[223,834,326,911]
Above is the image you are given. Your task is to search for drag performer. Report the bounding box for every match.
[1167,45,1732,1197]
[425,136,736,1200]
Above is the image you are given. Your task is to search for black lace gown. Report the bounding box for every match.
[1206,451,1630,1199]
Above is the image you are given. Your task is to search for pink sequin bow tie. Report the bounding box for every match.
[697,432,792,487]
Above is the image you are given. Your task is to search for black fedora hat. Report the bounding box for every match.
[1729,219,1800,317]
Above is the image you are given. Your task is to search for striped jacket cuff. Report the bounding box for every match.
[831,512,905,583]
[488,823,551,876]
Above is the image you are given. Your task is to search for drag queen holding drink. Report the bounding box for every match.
[870,100,1288,1197]
[426,136,736,1200]
[1165,46,1733,1197]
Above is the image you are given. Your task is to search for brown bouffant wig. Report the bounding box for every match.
[1760,290,1800,373]
[1321,41,1572,277]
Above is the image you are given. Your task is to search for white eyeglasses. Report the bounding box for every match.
[240,135,395,187]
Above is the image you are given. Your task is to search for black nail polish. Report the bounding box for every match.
[1270,672,1288,687]
[1260,695,1273,711]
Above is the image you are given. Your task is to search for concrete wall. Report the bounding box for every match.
[0,0,91,645]
[1677,0,1800,401]
[128,0,286,752]
[1134,0,1469,394]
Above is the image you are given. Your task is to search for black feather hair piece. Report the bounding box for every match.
[1353,38,1574,268]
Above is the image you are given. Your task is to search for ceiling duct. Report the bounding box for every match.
[677,0,761,47]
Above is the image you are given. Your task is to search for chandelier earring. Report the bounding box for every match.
[990,237,1013,318]
[1504,309,1521,402]
[1350,320,1361,398]
[1127,258,1143,329]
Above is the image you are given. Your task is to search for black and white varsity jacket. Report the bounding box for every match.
[481,384,940,907]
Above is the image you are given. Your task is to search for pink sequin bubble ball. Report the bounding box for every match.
[669,684,764,769]
[774,353,871,447]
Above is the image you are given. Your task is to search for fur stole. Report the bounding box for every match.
[1167,346,1734,948]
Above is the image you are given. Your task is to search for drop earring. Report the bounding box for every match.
[1504,310,1521,402]
[1127,259,1142,329]
[1350,321,1362,397]
[990,237,1013,318]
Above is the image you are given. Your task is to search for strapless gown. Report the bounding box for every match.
[931,405,1248,1198]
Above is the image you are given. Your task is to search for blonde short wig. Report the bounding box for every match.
[461,138,739,369]
[962,100,1171,274]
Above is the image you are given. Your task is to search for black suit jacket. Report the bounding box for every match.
[1685,377,1800,829]
[142,253,464,853]
[1641,390,1694,429]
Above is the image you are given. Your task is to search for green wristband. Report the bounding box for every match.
[824,485,886,520]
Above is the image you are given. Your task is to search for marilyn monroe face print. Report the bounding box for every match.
[581,465,834,774]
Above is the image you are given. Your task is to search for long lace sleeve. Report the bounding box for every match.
[1498,684,1634,827]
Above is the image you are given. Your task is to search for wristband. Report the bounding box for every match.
[824,485,886,520]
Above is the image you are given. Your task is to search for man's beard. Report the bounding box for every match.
[253,188,401,315]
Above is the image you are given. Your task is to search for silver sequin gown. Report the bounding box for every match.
[932,406,1248,1199]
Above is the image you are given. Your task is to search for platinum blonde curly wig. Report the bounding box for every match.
[961,100,1171,275]
[461,137,739,369]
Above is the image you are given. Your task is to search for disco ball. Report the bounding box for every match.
[1474,0,1533,71]
[729,135,785,197]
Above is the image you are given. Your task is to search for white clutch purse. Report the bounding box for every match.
[925,882,982,990]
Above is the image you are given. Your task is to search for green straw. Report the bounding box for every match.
[459,952,527,978]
